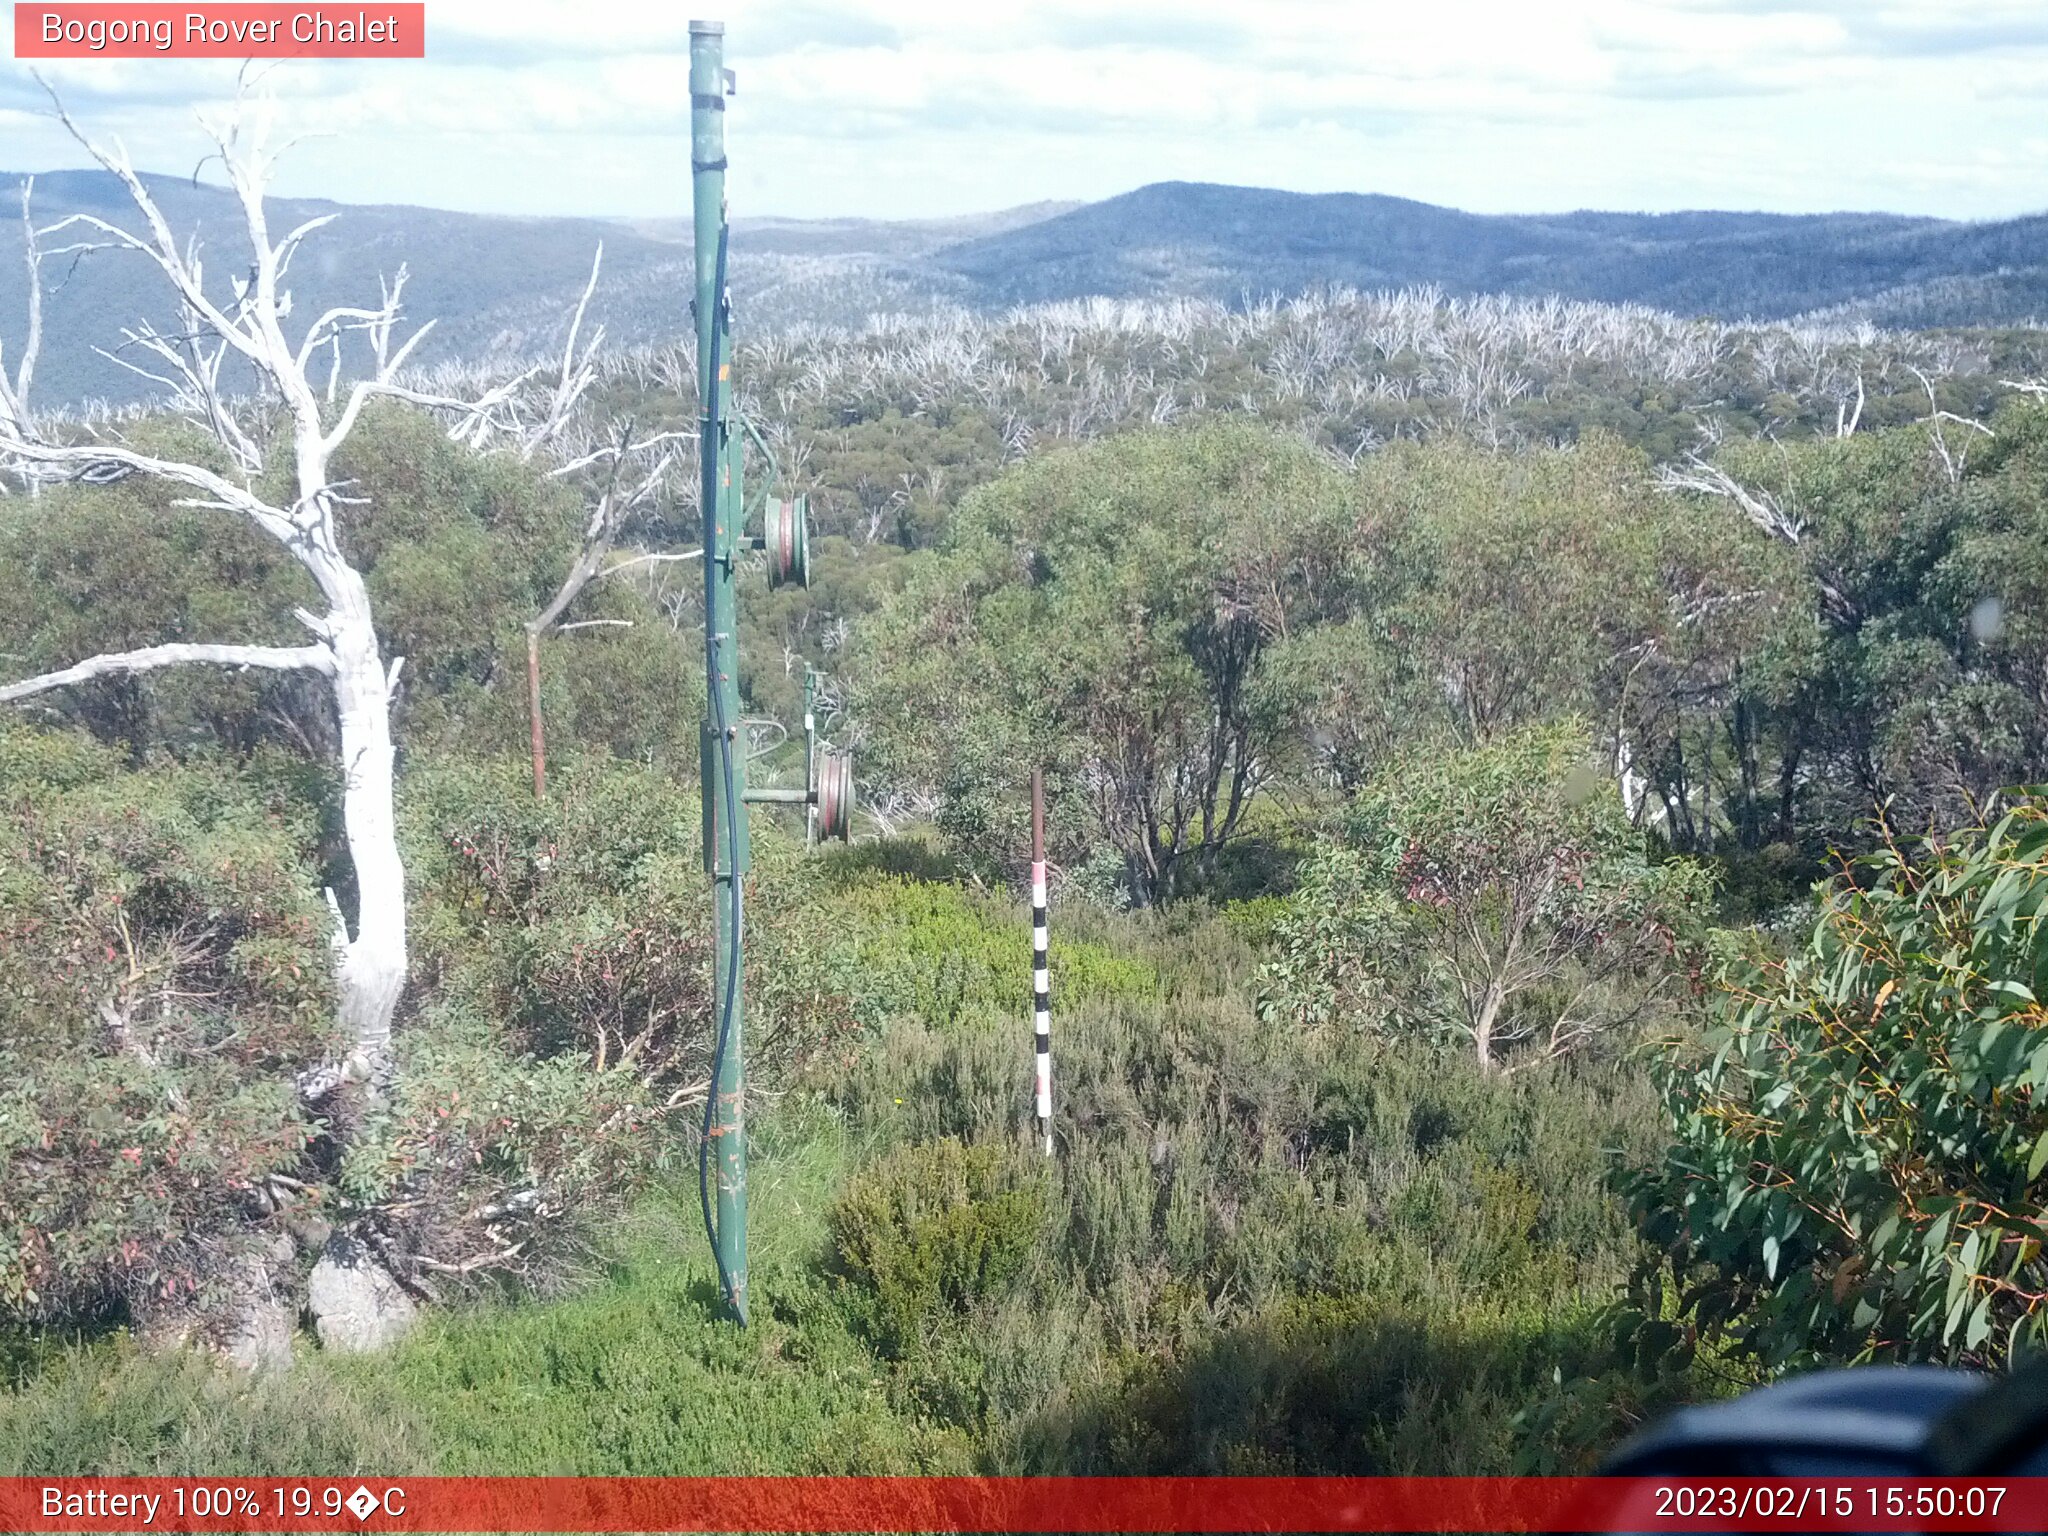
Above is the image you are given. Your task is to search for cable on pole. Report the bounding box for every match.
[697,217,745,1318]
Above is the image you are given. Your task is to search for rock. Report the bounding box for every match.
[223,1290,295,1373]
[306,1234,416,1353]
[220,1249,295,1373]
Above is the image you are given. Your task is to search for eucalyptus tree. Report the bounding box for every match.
[858,420,1354,902]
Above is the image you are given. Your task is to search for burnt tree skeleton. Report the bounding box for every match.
[0,83,526,1095]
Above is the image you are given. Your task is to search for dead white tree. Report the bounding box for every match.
[522,417,690,798]
[1657,451,1805,543]
[1833,371,1865,439]
[1656,448,1856,627]
[0,176,44,443]
[0,86,523,1095]
[1905,364,1991,486]
[522,245,605,463]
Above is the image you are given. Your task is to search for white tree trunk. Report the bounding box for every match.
[328,577,406,1074]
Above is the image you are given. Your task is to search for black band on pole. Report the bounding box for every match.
[691,92,727,110]
[692,157,729,173]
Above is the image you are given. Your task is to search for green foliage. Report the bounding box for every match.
[383,758,867,1285]
[857,420,1353,901]
[0,727,336,1326]
[827,873,1157,1030]
[830,1139,1047,1360]
[1,835,1673,1477]
[0,1345,435,1476]
[1622,797,2048,1371]
[1668,406,2048,848]
[1,1175,965,1477]
[23,296,2048,1483]
[1264,723,1712,1069]
[403,757,713,1073]
[1273,432,1796,825]
[0,402,697,770]
[0,468,316,759]
[1030,1290,1583,1474]
[825,926,1668,1467]
[404,757,859,1095]
[341,402,698,768]
[0,736,864,1329]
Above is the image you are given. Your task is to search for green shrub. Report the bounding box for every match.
[1262,722,1712,1071]
[0,728,336,1328]
[1622,798,2048,1371]
[1019,1290,1564,1474]
[403,757,857,1095]
[830,874,1157,1030]
[829,1139,1047,1359]
[384,759,864,1288]
[0,1344,434,1476]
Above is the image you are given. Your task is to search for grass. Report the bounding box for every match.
[2,1116,963,1476]
[2,863,1701,1478]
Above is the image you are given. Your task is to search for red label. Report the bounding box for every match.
[0,1476,2044,1533]
[13,4,426,57]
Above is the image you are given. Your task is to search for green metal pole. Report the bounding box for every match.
[690,17,748,1325]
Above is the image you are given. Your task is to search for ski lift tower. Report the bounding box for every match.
[689,18,853,1325]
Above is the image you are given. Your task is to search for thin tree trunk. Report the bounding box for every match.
[526,627,547,801]
[1473,977,1506,1074]
[1777,741,1802,843]
[1732,686,1762,850]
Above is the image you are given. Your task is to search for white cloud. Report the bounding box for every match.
[3,0,2046,219]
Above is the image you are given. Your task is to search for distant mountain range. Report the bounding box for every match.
[0,169,696,407]
[4,173,2045,406]
[930,184,2048,326]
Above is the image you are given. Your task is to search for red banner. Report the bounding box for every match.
[13,5,426,58]
[3,1476,2047,1532]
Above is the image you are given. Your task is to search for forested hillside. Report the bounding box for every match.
[11,168,2048,406]
[935,183,2048,325]
[5,127,2048,1482]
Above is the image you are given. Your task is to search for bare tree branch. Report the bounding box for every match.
[599,548,704,579]
[0,642,333,704]
[522,244,605,461]
[1906,364,1991,485]
[0,436,298,542]
[1656,450,1857,627]
[1656,453,1804,543]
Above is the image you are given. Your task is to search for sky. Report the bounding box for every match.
[4,0,2047,223]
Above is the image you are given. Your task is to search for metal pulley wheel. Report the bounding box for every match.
[764,494,811,589]
[815,748,854,842]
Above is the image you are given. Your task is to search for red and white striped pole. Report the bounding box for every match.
[1030,767,1052,1157]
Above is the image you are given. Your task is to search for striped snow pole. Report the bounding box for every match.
[1030,768,1052,1156]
